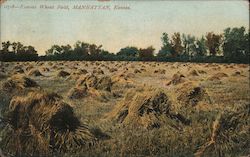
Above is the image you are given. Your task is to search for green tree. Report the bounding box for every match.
[0,41,15,61]
[245,30,250,58]
[89,44,102,57]
[139,46,155,60]
[45,45,63,56]
[195,36,207,56]
[25,46,37,55]
[16,42,24,53]
[61,44,72,55]
[0,41,38,61]
[158,33,172,57]
[15,42,27,55]
[73,41,89,57]
[11,42,18,53]
[223,27,249,59]
[100,50,110,56]
[171,32,183,57]
[182,34,195,57]
[117,46,139,57]
[1,41,11,52]
[17,45,38,61]
[205,32,222,56]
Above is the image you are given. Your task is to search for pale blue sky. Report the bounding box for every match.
[0,0,249,55]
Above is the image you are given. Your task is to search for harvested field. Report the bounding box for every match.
[0,61,249,157]
[28,69,43,77]
[1,74,39,92]
[1,91,100,156]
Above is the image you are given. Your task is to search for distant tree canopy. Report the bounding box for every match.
[182,34,196,57]
[1,26,249,63]
[195,36,207,57]
[44,41,107,60]
[171,32,184,57]
[73,41,89,57]
[205,32,223,56]
[223,27,249,61]
[117,46,139,57]
[139,46,155,60]
[158,33,206,59]
[158,33,172,58]
[46,42,96,57]
[156,26,249,63]
[0,41,38,61]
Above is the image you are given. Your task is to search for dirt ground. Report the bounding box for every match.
[0,61,249,157]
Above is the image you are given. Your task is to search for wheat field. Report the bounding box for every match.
[0,61,249,157]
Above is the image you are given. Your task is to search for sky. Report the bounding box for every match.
[0,0,249,55]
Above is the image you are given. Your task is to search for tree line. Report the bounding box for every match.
[1,26,249,63]
[0,41,38,61]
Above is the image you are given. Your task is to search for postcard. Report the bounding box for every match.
[0,0,249,157]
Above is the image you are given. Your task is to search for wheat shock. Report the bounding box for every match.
[73,5,111,10]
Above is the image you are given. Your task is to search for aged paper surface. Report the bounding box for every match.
[0,1,249,157]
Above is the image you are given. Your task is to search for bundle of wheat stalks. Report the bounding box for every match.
[195,103,250,157]
[1,91,97,156]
